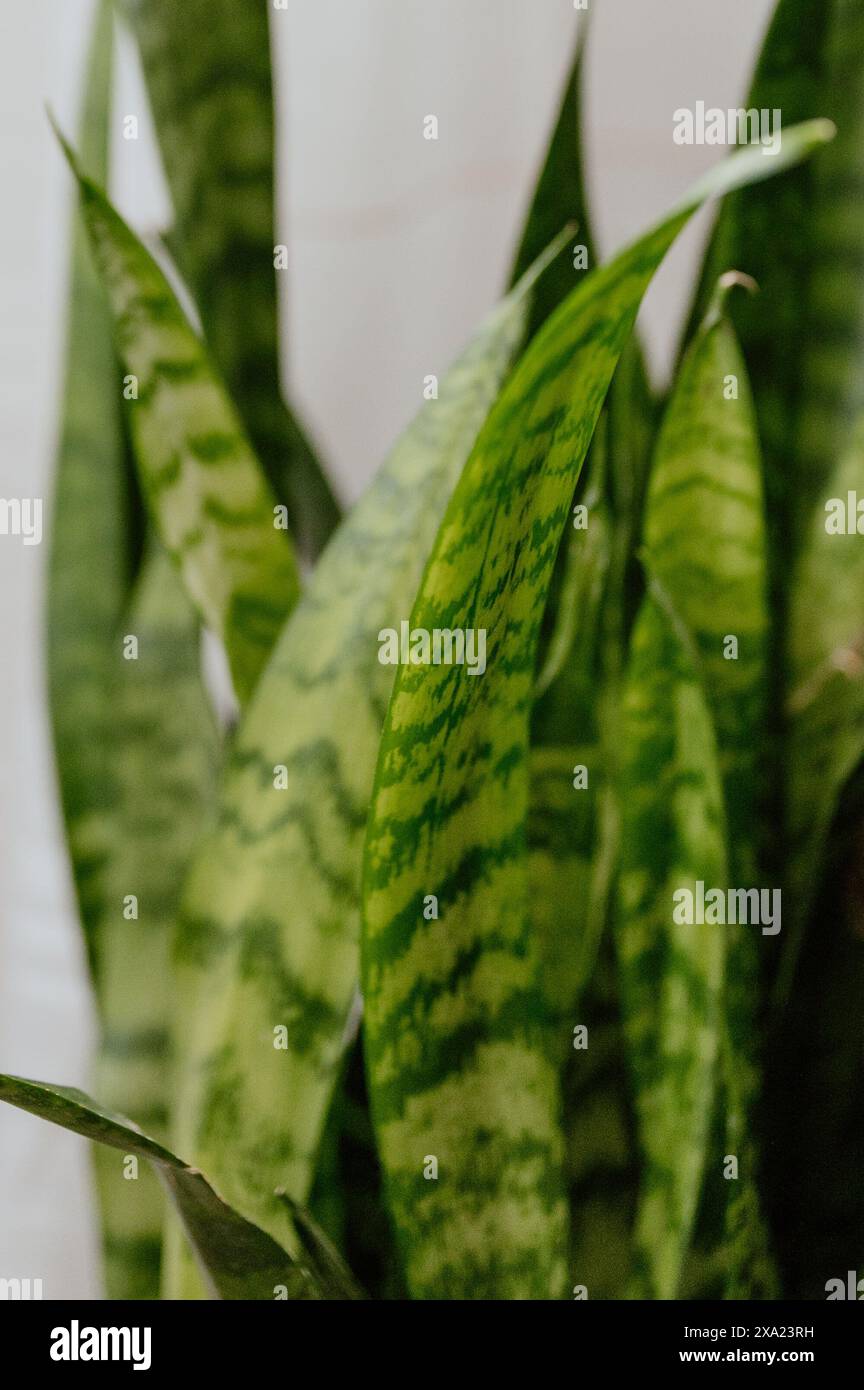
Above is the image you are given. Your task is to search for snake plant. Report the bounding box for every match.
[5,0,863,1301]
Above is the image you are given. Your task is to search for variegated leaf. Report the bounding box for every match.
[122,0,339,558]
[616,592,727,1299]
[361,126,831,1300]
[54,128,299,705]
[164,236,569,1290]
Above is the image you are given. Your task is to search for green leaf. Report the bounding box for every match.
[122,0,340,558]
[53,127,300,706]
[0,1075,318,1301]
[92,545,218,1298]
[510,28,656,1294]
[360,125,831,1301]
[163,235,569,1288]
[645,276,768,878]
[509,17,595,335]
[643,281,776,1297]
[47,0,135,981]
[616,592,728,1299]
[688,0,862,559]
[783,419,864,976]
[275,1193,366,1300]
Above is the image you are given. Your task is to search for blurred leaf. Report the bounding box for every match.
[122,0,340,558]
[47,0,135,983]
[784,419,864,975]
[54,128,300,705]
[92,545,218,1298]
[0,1075,320,1301]
[163,236,569,1288]
[509,17,595,336]
[360,129,829,1300]
[688,0,860,561]
[616,592,727,1299]
[276,1192,366,1300]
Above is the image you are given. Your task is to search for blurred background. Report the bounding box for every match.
[0,0,775,1297]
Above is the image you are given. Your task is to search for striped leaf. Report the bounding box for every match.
[511,26,655,1295]
[92,546,218,1298]
[645,277,768,878]
[0,1075,323,1301]
[643,282,775,1297]
[47,0,135,982]
[361,127,830,1301]
[54,129,300,706]
[616,592,728,1299]
[122,0,339,559]
[164,236,568,1288]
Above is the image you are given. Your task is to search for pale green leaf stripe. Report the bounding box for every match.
[164,236,567,1289]
[54,130,300,706]
[616,593,727,1299]
[361,127,830,1301]
[92,545,218,1299]
[784,419,864,966]
[47,0,133,983]
[0,1075,321,1301]
[122,0,340,559]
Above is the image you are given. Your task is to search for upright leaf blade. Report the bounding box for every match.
[785,420,864,955]
[688,0,863,558]
[92,546,218,1298]
[54,131,300,705]
[645,280,768,877]
[509,17,595,335]
[122,0,340,557]
[0,1076,318,1301]
[165,240,567,1281]
[641,284,775,1297]
[361,127,831,1300]
[616,593,727,1299]
[47,0,134,981]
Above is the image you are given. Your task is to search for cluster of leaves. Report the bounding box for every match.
[4,0,863,1300]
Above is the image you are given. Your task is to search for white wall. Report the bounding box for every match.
[0,0,776,1298]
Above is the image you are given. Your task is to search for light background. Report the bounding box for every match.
[0,0,776,1297]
